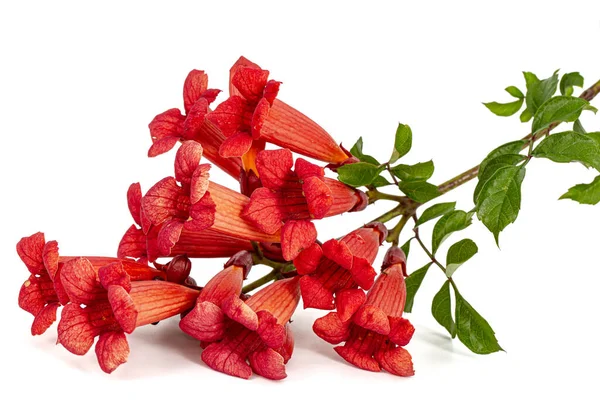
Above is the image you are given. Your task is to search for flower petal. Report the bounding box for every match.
[295,158,324,180]
[263,80,281,106]
[41,241,70,306]
[322,239,353,270]
[335,289,366,322]
[232,66,269,103]
[58,304,96,355]
[148,109,185,157]
[302,176,333,219]
[175,141,203,186]
[183,69,209,114]
[221,294,259,331]
[388,317,415,347]
[96,331,130,374]
[276,324,294,363]
[335,344,381,373]
[256,310,286,349]
[242,188,285,234]
[313,312,350,344]
[179,301,226,342]
[255,149,294,190]
[299,275,335,310]
[293,243,323,275]
[190,164,211,204]
[206,96,247,137]
[187,192,216,231]
[19,275,46,315]
[117,225,147,260]
[127,183,143,226]
[107,285,138,334]
[202,341,253,380]
[281,220,317,261]
[374,345,414,377]
[349,256,376,290]
[31,302,60,336]
[157,219,185,256]
[142,177,188,226]
[353,305,390,335]
[219,132,253,158]
[229,56,261,97]
[98,262,131,292]
[42,240,59,280]
[61,258,105,304]
[249,347,286,380]
[201,89,221,105]
[17,232,45,275]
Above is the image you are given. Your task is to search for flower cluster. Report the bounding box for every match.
[16,56,414,379]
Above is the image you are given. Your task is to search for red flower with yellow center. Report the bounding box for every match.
[148,69,242,179]
[58,258,199,373]
[207,58,349,165]
[313,247,415,377]
[243,149,367,260]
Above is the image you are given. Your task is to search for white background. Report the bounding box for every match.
[1,1,600,398]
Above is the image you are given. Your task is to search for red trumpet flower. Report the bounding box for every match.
[118,182,253,262]
[179,251,252,342]
[294,223,387,310]
[207,58,349,164]
[17,232,66,336]
[313,247,415,377]
[242,149,367,261]
[17,233,165,335]
[58,259,198,373]
[142,141,280,249]
[200,277,300,380]
[148,69,242,179]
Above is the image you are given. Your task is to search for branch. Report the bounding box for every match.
[437,79,600,195]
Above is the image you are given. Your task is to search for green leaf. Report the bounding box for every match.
[573,119,586,134]
[476,165,526,244]
[524,70,559,115]
[400,238,412,259]
[432,210,473,254]
[560,72,584,96]
[432,281,456,338]
[350,137,380,165]
[479,140,526,173]
[523,71,540,88]
[483,99,524,117]
[398,181,440,203]
[532,131,600,171]
[446,239,478,277]
[559,175,600,205]
[531,96,595,134]
[505,86,524,99]
[519,108,533,122]
[404,263,431,313]
[587,132,600,146]
[337,162,384,187]
[371,175,392,188]
[390,161,434,182]
[415,202,456,226]
[455,291,503,354]
[474,154,527,202]
[390,123,412,163]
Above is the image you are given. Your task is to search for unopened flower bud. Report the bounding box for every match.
[382,246,407,275]
[165,255,192,284]
[364,221,388,244]
[224,250,253,279]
